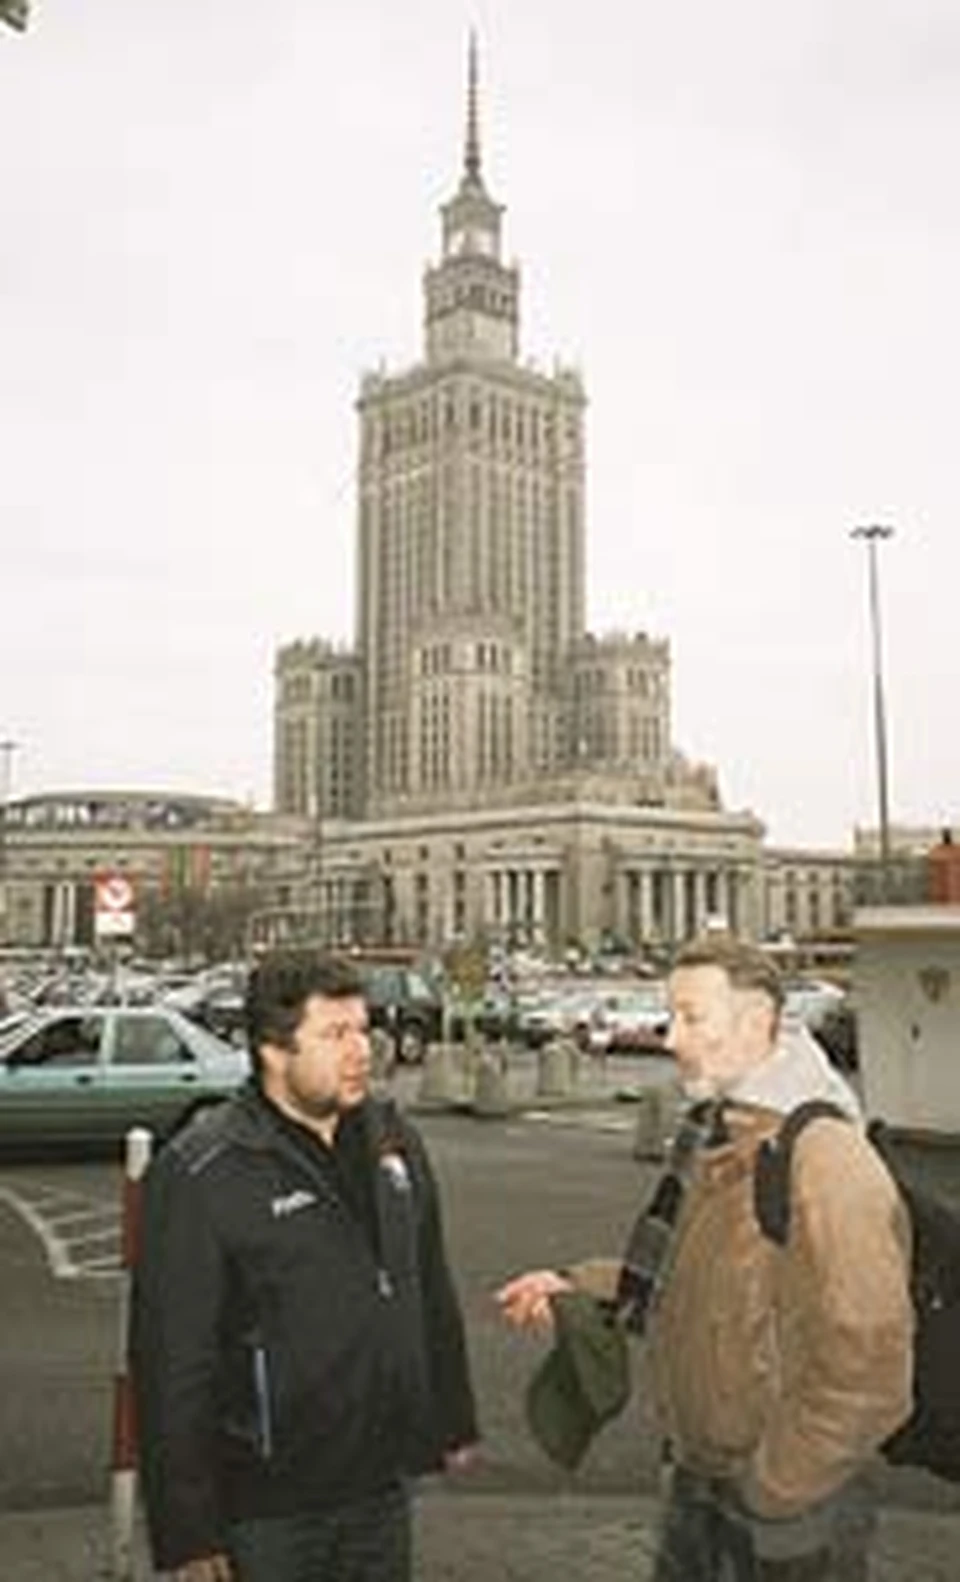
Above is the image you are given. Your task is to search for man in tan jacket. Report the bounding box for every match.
[497,937,913,1581]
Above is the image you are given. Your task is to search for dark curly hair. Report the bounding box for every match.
[245,951,365,1082]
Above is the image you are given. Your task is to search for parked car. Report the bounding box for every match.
[163,967,248,1046]
[810,999,859,1074]
[517,987,604,1050]
[354,964,444,1064]
[782,978,857,1074]
[0,1005,247,1151]
[782,978,845,1032]
[446,988,527,1043]
[588,984,671,1056]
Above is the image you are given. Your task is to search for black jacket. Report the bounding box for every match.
[130,1085,477,1572]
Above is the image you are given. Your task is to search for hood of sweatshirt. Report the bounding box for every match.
[725,1019,863,1123]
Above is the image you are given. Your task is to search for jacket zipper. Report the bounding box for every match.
[252,1344,273,1460]
[264,1127,400,1298]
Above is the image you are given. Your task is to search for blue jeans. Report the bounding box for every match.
[227,1482,411,1582]
[652,1467,876,1582]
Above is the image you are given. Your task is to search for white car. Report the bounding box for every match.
[587,985,670,1056]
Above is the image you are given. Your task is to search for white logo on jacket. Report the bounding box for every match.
[270,1189,318,1219]
[379,1151,412,1193]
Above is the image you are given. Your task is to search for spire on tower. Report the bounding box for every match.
[464,30,481,182]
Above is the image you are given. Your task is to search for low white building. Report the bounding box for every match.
[855,906,960,1139]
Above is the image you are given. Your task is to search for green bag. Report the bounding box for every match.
[524,1290,631,1469]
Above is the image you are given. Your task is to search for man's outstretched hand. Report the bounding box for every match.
[495,1269,573,1332]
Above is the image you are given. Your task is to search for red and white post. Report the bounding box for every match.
[111,1125,152,1580]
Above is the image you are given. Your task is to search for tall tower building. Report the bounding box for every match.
[269,39,756,958]
[355,39,587,812]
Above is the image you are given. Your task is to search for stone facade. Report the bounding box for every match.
[762,847,857,941]
[249,799,765,957]
[0,791,303,952]
[273,641,362,820]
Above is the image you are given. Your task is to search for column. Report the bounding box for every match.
[492,870,504,932]
[483,871,496,931]
[672,868,686,944]
[507,870,519,936]
[523,870,535,943]
[532,868,545,942]
[52,881,73,948]
[639,868,654,940]
[726,869,740,935]
[693,868,708,933]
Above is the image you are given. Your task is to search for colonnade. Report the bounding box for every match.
[483,866,555,944]
[620,864,745,944]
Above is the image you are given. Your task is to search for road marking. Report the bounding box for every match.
[521,1108,635,1133]
[0,1184,122,1280]
[67,1226,121,1246]
[44,1206,117,1228]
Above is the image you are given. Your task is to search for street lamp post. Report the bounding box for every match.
[851,524,894,902]
[0,738,20,947]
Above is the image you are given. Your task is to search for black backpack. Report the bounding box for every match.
[754,1099,960,1482]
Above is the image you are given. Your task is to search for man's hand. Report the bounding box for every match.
[443,1441,480,1473]
[495,1268,573,1332]
[173,1553,233,1581]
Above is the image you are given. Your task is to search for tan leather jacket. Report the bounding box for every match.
[573,1102,913,1519]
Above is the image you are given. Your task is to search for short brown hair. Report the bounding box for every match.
[670,936,784,1014]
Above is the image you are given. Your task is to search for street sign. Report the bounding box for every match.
[94,872,136,939]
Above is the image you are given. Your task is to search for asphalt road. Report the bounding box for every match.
[0,1108,664,1515]
[2,1087,960,1522]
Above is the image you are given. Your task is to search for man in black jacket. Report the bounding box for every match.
[131,951,478,1582]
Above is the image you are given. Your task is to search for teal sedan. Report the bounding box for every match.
[0,1005,248,1150]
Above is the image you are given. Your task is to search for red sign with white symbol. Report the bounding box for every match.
[94,872,136,938]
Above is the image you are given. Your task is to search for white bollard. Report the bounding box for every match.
[536,1039,575,1100]
[111,1125,153,1581]
[632,1088,670,1161]
[417,1042,462,1106]
[369,1027,396,1086]
[472,1050,511,1116]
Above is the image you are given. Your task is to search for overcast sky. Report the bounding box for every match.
[1,1,956,848]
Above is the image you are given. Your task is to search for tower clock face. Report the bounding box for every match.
[450,226,494,257]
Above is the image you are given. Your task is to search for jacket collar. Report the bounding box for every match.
[725,1022,862,1122]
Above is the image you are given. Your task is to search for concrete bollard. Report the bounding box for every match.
[417,1042,464,1106]
[631,1085,681,1162]
[660,1084,682,1145]
[536,1038,575,1100]
[472,1049,511,1116]
[562,1037,583,1090]
[369,1027,395,1085]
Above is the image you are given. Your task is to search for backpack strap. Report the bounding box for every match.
[754,1100,850,1247]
